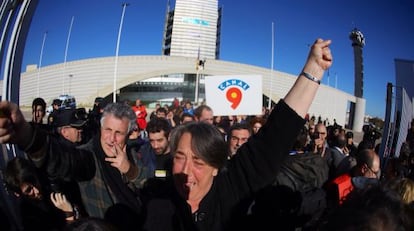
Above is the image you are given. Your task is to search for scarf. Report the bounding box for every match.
[93,136,143,215]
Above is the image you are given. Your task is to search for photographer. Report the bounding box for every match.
[362,124,382,146]
[345,131,358,157]
[307,123,331,158]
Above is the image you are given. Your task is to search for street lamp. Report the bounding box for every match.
[37,31,47,97]
[68,74,73,95]
[63,16,75,95]
[113,3,129,103]
[268,22,275,110]
[194,58,205,105]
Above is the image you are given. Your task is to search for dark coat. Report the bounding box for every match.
[141,100,304,231]
[20,196,67,231]
[29,132,145,218]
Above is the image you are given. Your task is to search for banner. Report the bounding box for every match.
[205,75,262,116]
[395,88,413,157]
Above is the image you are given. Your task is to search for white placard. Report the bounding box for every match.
[205,75,262,116]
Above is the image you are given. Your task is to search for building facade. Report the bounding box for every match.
[19,55,356,127]
[162,0,221,60]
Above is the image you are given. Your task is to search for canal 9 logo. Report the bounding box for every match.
[217,79,250,110]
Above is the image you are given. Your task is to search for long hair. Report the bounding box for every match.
[32,97,46,114]
[4,157,40,195]
[170,122,228,170]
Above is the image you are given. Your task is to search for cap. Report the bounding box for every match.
[54,108,86,128]
[94,97,108,110]
[98,100,109,110]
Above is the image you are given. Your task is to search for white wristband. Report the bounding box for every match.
[301,71,321,85]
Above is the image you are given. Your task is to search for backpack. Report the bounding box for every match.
[250,153,329,229]
[325,173,354,206]
[276,153,330,228]
[273,152,329,191]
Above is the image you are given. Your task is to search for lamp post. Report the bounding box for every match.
[113,3,129,103]
[63,16,74,95]
[37,31,47,97]
[268,22,274,110]
[68,74,73,95]
[195,58,205,105]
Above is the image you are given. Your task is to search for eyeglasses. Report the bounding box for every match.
[366,164,381,179]
[22,184,34,195]
[313,132,326,137]
[63,126,82,130]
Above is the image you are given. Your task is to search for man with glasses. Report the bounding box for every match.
[326,148,380,205]
[307,123,336,179]
[353,149,381,179]
[311,123,329,156]
[227,123,252,158]
[54,108,86,143]
[46,108,88,217]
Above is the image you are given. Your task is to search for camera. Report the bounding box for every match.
[362,124,381,143]
[311,132,320,140]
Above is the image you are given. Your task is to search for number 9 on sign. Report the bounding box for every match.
[226,87,242,109]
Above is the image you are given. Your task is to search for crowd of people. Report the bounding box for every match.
[0,38,413,230]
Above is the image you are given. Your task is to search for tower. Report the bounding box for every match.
[349,28,365,97]
[162,0,221,60]
[161,0,222,104]
[349,28,366,132]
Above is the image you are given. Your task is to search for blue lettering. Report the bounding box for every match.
[217,79,250,91]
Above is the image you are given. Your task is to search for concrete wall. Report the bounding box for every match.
[19,55,356,126]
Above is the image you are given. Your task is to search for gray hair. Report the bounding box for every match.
[100,103,137,133]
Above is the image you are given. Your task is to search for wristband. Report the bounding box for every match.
[64,206,80,219]
[63,211,74,218]
[301,71,321,85]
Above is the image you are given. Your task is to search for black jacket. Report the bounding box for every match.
[141,100,304,231]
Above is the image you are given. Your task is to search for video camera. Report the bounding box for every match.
[362,124,382,144]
